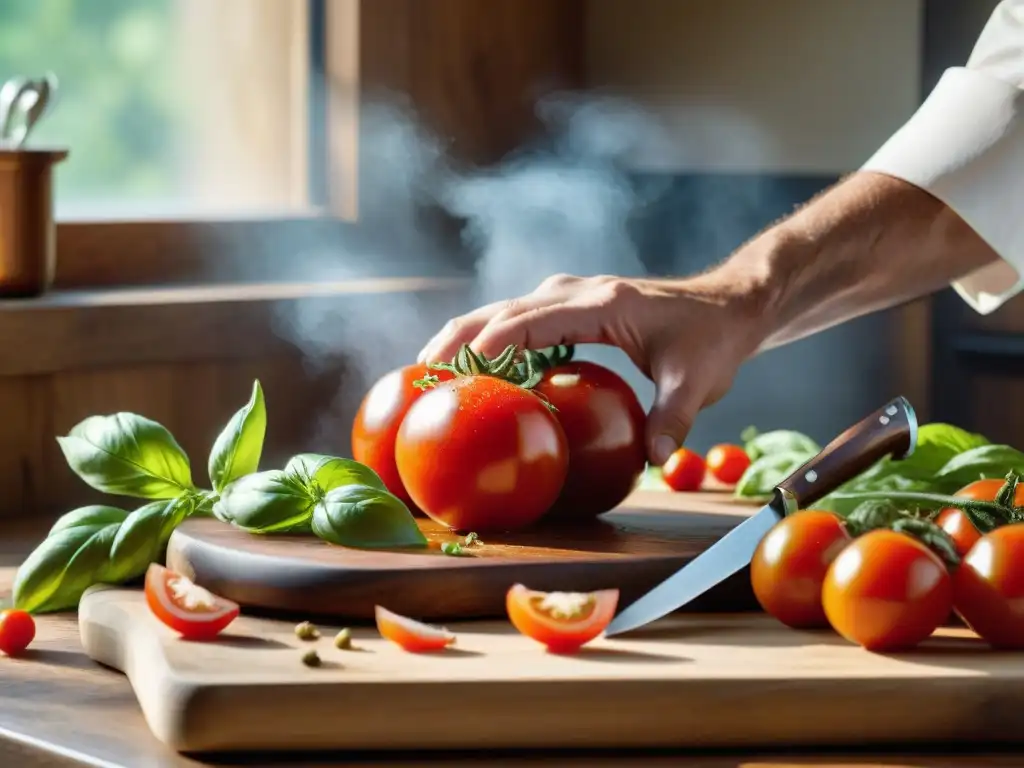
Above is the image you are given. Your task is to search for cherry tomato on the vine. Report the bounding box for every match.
[395,376,569,532]
[935,478,1024,557]
[953,523,1024,649]
[533,361,646,522]
[750,510,851,629]
[705,444,751,485]
[822,530,952,652]
[661,448,705,492]
[0,609,35,656]
[351,364,456,513]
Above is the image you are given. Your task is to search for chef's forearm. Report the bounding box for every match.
[718,171,1003,351]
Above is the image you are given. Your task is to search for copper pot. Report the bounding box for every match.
[0,148,68,297]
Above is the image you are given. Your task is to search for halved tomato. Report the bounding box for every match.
[506,584,618,653]
[144,564,240,641]
[375,605,456,652]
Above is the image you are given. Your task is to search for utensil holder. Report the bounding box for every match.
[0,148,68,297]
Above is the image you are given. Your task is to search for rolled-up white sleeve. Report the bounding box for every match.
[861,0,1024,314]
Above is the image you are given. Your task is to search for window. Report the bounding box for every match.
[0,0,326,219]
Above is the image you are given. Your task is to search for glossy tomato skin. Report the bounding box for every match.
[822,530,952,652]
[145,564,240,641]
[750,510,851,629]
[351,364,456,512]
[953,524,1024,648]
[506,583,618,654]
[936,479,1024,557]
[533,361,646,521]
[395,376,569,532]
[662,447,705,491]
[705,444,751,485]
[935,508,983,559]
[0,609,35,656]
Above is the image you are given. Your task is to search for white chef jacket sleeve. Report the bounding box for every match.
[860,0,1024,315]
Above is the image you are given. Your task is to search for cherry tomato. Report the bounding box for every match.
[533,361,646,522]
[953,524,1024,648]
[935,479,1024,557]
[0,609,35,656]
[705,444,751,485]
[375,606,456,652]
[506,583,618,654]
[145,564,240,641]
[750,510,851,629]
[395,376,569,532]
[821,530,952,652]
[351,364,456,512]
[661,447,705,491]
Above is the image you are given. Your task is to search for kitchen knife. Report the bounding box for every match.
[603,396,917,637]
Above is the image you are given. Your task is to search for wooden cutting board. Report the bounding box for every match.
[79,584,1024,756]
[165,491,762,621]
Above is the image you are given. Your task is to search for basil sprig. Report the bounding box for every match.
[15,378,426,614]
[214,453,426,549]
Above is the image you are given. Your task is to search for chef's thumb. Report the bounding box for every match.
[645,373,701,466]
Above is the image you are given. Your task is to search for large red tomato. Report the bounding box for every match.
[351,364,455,511]
[395,376,569,532]
[533,361,646,521]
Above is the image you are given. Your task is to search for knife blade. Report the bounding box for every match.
[604,396,918,637]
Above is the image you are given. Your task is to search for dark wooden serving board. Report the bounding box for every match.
[165,491,761,621]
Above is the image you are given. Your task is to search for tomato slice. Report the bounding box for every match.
[375,606,456,652]
[144,564,240,641]
[506,584,618,653]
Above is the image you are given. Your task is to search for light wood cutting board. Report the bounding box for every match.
[79,584,1024,756]
[165,490,762,621]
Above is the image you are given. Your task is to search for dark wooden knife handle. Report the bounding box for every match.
[773,396,917,513]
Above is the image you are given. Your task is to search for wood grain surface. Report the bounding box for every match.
[80,582,1024,756]
[165,491,761,620]
[0,514,1021,767]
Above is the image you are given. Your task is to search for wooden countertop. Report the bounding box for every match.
[0,514,1021,768]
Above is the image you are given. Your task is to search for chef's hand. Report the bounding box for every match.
[419,172,1004,466]
[417,271,769,465]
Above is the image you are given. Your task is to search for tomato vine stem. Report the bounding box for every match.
[413,344,576,407]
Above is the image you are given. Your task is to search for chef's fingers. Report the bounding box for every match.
[417,296,552,364]
[469,302,606,359]
[645,364,703,465]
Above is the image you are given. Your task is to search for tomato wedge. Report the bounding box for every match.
[144,564,240,641]
[506,584,618,653]
[375,606,456,652]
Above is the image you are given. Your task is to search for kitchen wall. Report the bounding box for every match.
[578,0,929,448]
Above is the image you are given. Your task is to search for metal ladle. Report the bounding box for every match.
[0,72,58,148]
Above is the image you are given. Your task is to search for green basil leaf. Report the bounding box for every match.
[741,429,821,463]
[214,470,314,534]
[208,380,266,494]
[284,453,387,493]
[934,444,1024,490]
[733,449,817,499]
[105,497,194,583]
[312,485,427,548]
[13,496,194,614]
[48,505,129,537]
[56,413,193,499]
[817,475,934,516]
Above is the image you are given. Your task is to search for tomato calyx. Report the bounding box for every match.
[414,343,574,399]
[842,499,962,569]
